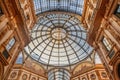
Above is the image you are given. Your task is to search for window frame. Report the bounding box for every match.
[101,36,112,52]
[101,36,115,59]
[5,37,16,52]
[114,4,120,18]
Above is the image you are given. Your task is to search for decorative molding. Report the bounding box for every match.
[0,62,4,80]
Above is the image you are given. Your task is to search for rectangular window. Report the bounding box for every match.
[108,49,115,59]
[101,37,112,51]
[101,37,115,59]
[114,4,120,18]
[6,37,16,51]
[2,49,10,59]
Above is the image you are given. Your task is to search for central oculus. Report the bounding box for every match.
[51,28,67,40]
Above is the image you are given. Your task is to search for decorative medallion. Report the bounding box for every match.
[101,72,107,78]
[31,77,36,80]
[22,74,27,80]
[10,72,17,78]
[82,77,87,80]
[90,74,96,79]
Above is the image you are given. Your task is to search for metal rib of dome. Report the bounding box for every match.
[33,0,84,15]
[48,69,70,80]
[24,13,93,67]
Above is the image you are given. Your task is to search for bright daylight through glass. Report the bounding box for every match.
[34,0,84,15]
[24,13,93,67]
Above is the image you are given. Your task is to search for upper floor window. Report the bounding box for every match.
[6,37,16,51]
[101,36,115,59]
[101,37,112,51]
[2,49,10,59]
[114,4,120,18]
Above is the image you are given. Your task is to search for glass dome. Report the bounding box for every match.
[24,13,93,67]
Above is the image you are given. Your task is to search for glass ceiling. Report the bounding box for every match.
[48,69,70,80]
[24,13,93,67]
[33,0,84,15]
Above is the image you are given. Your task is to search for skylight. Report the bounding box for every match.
[48,69,70,80]
[24,12,93,67]
[33,0,84,15]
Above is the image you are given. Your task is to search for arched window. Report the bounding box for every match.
[16,52,23,64]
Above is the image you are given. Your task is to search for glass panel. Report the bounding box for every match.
[101,37,112,51]
[33,0,84,15]
[48,69,70,80]
[6,37,16,51]
[24,13,93,67]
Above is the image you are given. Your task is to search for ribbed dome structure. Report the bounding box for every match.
[24,13,93,67]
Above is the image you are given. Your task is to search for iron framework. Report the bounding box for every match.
[33,0,84,15]
[24,13,93,67]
